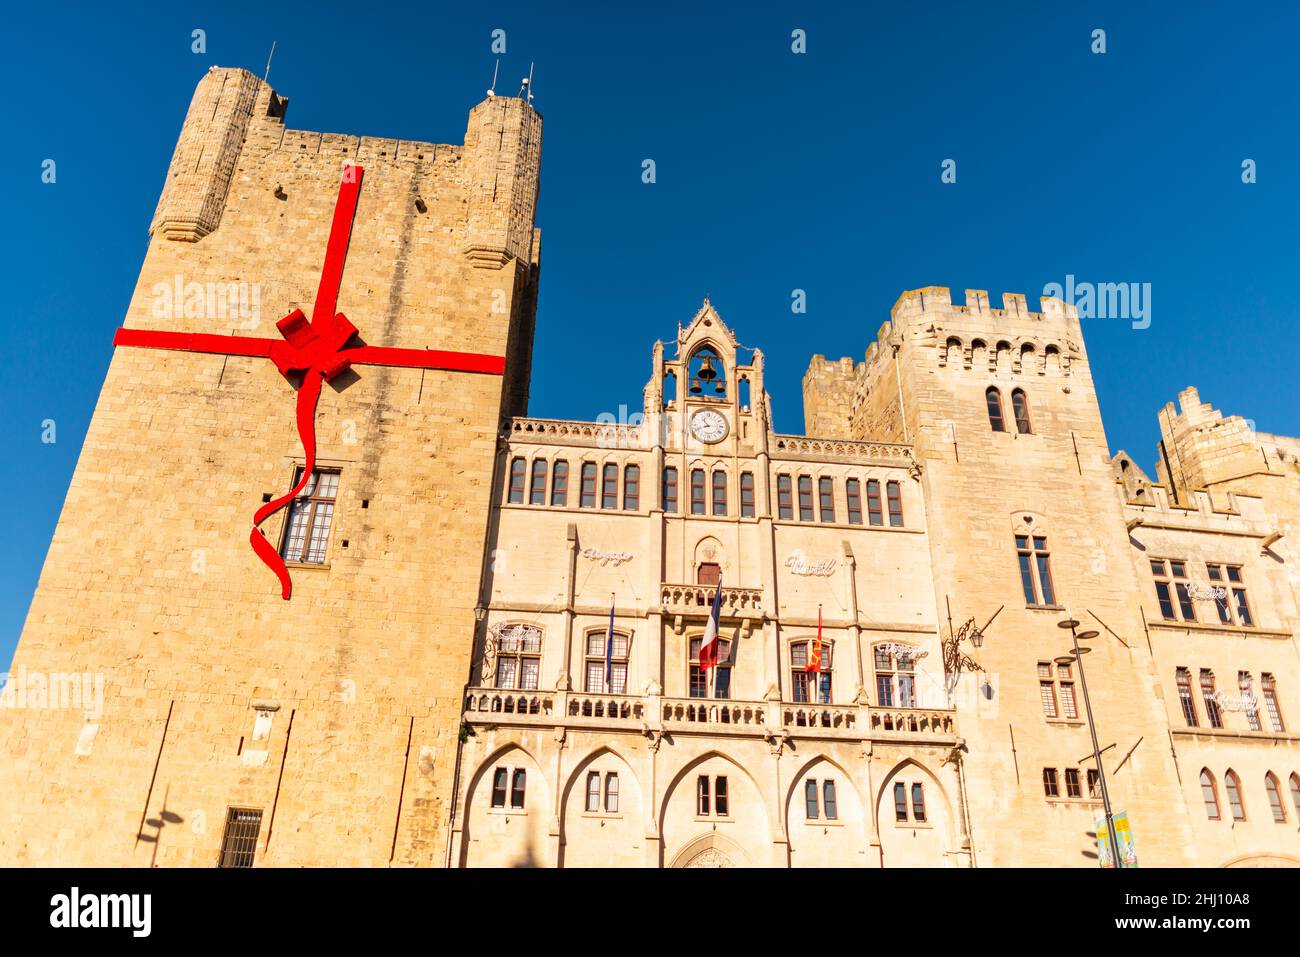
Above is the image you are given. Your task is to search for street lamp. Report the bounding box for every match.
[1057,617,1120,866]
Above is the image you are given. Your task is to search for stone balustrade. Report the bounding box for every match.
[660,584,764,620]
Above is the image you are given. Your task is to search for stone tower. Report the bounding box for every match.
[804,288,1196,865]
[0,67,542,866]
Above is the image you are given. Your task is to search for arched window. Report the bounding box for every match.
[738,376,751,410]
[1266,773,1287,822]
[663,370,677,407]
[529,459,548,505]
[1200,769,1220,820]
[986,387,1006,432]
[1224,770,1246,821]
[687,345,726,398]
[1290,774,1300,820]
[508,457,526,503]
[1011,389,1032,434]
[944,336,962,366]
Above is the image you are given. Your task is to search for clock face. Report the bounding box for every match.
[690,410,729,444]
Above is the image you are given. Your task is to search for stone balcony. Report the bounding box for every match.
[463,686,956,746]
[660,583,765,629]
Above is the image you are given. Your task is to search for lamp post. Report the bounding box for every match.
[1056,617,1120,866]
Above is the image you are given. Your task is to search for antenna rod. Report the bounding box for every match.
[263,40,277,84]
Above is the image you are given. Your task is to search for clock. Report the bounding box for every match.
[690,409,729,444]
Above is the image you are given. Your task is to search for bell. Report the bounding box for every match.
[697,356,718,381]
[690,378,702,395]
[714,380,725,395]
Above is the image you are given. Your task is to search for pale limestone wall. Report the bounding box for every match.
[0,68,541,866]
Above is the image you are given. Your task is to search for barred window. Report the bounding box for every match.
[623,465,640,511]
[529,459,548,505]
[281,468,339,565]
[580,462,597,508]
[846,478,863,525]
[551,460,569,506]
[740,471,755,517]
[1200,669,1223,729]
[776,473,793,520]
[1176,667,1198,727]
[663,466,678,513]
[218,808,262,868]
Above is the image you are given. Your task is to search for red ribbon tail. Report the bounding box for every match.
[250,374,325,600]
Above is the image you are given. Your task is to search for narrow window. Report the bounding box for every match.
[1266,773,1286,823]
[805,779,819,820]
[894,782,908,821]
[1224,770,1245,821]
[714,777,729,816]
[529,459,547,505]
[580,462,597,508]
[551,460,569,506]
[507,458,525,504]
[1150,560,1176,620]
[218,808,262,868]
[1170,561,1196,622]
[604,773,620,813]
[690,469,706,515]
[1011,388,1032,434]
[689,636,731,699]
[585,771,601,812]
[1087,769,1101,800]
[911,783,926,822]
[1290,774,1300,820]
[1262,674,1284,732]
[696,775,711,816]
[822,780,838,820]
[1038,662,1058,718]
[1065,768,1082,798]
[1200,670,1223,729]
[623,464,640,511]
[846,478,862,525]
[1239,671,1261,731]
[776,473,793,519]
[601,464,618,509]
[712,469,727,516]
[886,481,904,527]
[491,767,508,808]
[1227,566,1253,626]
[510,769,527,809]
[1017,535,1056,606]
[797,475,814,521]
[986,387,1006,432]
[740,471,755,517]
[1200,769,1220,820]
[1057,663,1078,719]
[280,469,340,565]
[866,479,883,526]
[663,466,678,513]
[1176,667,1198,727]
[818,477,835,523]
[790,641,832,704]
[1043,768,1059,798]
[1206,564,1232,623]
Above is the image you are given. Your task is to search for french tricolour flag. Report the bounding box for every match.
[698,578,724,669]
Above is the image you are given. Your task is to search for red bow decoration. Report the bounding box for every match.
[113,164,508,600]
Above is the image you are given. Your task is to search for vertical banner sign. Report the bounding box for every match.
[1095,810,1138,868]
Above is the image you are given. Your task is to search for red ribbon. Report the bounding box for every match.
[113,164,507,599]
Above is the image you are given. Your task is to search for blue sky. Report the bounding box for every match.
[3,1,1298,666]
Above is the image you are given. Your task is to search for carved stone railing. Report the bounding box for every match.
[566,693,645,722]
[660,584,764,621]
[869,707,955,736]
[770,434,914,466]
[464,688,555,718]
[783,703,859,732]
[661,697,767,728]
[507,416,647,449]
